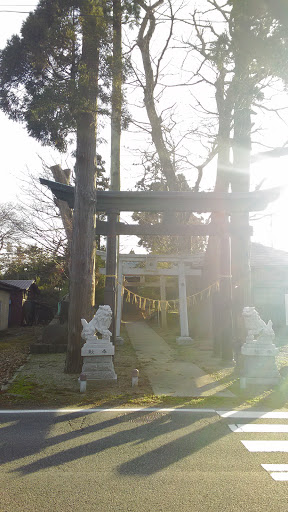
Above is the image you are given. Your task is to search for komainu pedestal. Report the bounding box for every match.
[240,307,280,389]
[80,305,117,382]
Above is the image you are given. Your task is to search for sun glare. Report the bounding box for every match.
[251,156,288,251]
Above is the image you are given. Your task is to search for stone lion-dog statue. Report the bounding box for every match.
[81,305,112,342]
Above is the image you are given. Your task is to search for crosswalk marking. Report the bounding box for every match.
[229,424,288,433]
[261,465,288,481]
[227,417,288,480]
[241,440,288,452]
[262,464,288,471]
[218,410,288,419]
[269,473,288,481]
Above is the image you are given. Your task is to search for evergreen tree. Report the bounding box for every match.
[0,1,109,372]
[0,0,140,372]
[0,0,112,151]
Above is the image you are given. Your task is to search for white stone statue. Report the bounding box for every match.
[81,305,112,342]
[242,307,275,344]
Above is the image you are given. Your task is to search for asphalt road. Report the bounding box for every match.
[1,408,288,511]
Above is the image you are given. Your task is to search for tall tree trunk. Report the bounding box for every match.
[205,71,234,358]
[137,2,177,191]
[230,0,252,347]
[110,0,122,193]
[104,0,122,337]
[65,1,102,373]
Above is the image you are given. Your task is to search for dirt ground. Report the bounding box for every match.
[1,323,288,410]
[0,326,38,388]
[0,325,154,408]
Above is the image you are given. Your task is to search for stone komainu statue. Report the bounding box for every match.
[242,306,274,344]
[81,305,112,341]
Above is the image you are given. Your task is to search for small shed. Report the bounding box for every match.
[0,280,39,327]
[0,281,18,330]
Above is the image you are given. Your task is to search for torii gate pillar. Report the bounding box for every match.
[176,261,193,345]
[160,276,167,330]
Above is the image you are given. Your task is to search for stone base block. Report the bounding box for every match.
[240,376,280,389]
[81,341,114,356]
[85,371,117,381]
[82,354,117,381]
[176,336,193,345]
[240,351,281,390]
[241,342,278,356]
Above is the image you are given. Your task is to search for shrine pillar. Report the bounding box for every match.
[115,258,124,343]
[160,276,167,330]
[219,231,234,362]
[176,262,193,344]
[104,211,118,342]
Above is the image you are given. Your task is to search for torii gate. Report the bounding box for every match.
[98,252,202,343]
[40,178,280,360]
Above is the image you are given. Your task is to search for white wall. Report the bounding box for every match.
[0,290,10,330]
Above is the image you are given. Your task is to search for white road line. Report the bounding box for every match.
[0,407,216,415]
[228,424,244,432]
[229,424,288,433]
[261,465,288,481]
[270,472,288,481]
[262,464,288,471]
[242,440,288,452]
[218,411,288,419]
[2,408,288,417]
[261,466,288,481]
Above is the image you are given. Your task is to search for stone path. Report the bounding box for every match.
[125,321,235,397]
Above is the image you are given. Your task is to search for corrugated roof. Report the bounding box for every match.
[0,279,36,290]
[0,281,18,291]
[251,243,288,267]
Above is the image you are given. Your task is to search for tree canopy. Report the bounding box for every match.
[0,0,113,150]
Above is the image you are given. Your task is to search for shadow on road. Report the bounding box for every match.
[0,406,256,477]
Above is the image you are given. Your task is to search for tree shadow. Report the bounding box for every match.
[0,405,245,477]
[1,373,284,478]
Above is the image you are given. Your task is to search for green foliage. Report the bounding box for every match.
[228,0,288,83]
[205,0,288,112]
[0,0,140,151]
[0,1,107,150]
[121,0,141,23]
[9,376,37,398]
[1,244,68,306]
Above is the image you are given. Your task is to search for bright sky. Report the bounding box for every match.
[1,1,288,253]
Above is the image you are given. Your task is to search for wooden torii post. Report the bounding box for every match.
[40,178,280,361]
